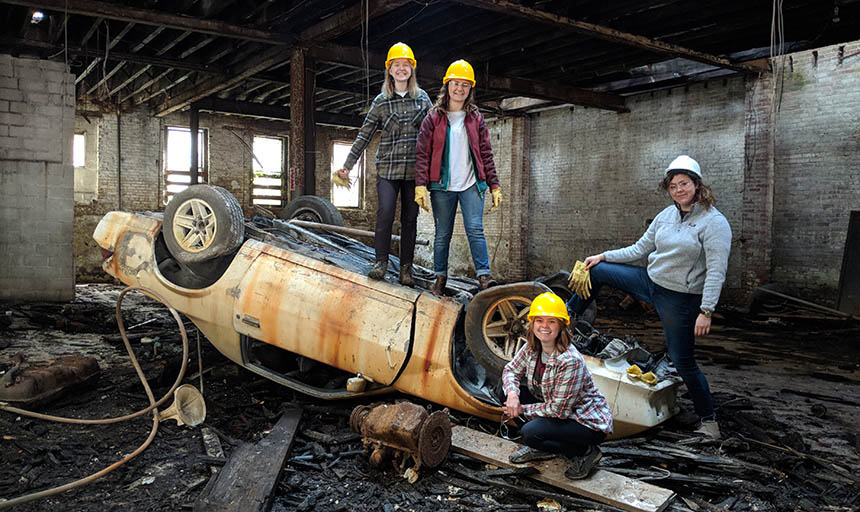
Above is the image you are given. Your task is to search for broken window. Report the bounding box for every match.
[331,141,363,208]
[163,126,208,204]
[251,135,286,207]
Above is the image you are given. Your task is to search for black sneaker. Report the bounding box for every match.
[367,261,387,280]
[509,446,554,464]
[564,446,602,480]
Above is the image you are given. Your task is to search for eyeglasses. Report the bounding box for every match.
[668,180,694,192]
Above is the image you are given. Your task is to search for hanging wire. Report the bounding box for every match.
[361,0,370,104]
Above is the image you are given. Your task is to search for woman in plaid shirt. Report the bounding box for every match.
[502,292,613,480]
[334,42,432,286]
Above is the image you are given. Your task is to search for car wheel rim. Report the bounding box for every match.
[172,198,217,253]
[481,295,533,361]
[291,207,323,223]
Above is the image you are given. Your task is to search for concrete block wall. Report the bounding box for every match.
[527,79,746,298]
[0,54,75,301]
[769,41,860,304]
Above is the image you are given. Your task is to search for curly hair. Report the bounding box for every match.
[660,170,717,209]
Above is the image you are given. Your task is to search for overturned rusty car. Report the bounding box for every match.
[93,185,681,438]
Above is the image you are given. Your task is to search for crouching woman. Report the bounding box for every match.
[502,292,613,479]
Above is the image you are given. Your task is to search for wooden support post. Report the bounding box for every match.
[303,54,316,196]
[189,105,199,185]
[289,48,305,199]
[507,116,530,281]
[193,409,302,512]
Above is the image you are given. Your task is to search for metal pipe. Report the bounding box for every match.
[286,219,430,246]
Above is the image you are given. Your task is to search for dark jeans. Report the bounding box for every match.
[516,387,605,458]
[374,176,418,265]
[566,262,715,420]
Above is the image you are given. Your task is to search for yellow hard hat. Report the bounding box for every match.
[385,42,416,69]
[528,292,571,325]
[443,59,476,87]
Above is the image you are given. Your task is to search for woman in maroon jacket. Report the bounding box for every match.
[414,59,503,295]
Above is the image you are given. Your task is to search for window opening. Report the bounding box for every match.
[252,135,286,207]
[331,141,362,208]
[163,126,207,203]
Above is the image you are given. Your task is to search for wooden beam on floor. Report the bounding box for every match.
[450,425,675,512]
[452,0,769,74]
[193,409,302,512]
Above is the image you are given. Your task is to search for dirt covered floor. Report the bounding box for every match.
[1,284,858,511]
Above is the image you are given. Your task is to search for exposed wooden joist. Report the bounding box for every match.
[194,97,364,128]
[298,0,408,42]
[154,0,403,117]
[154,46,285,116]
[308,43,628,113]
[0,0,292,44]
[452,0,769,74]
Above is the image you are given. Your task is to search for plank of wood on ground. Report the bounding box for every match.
[193,409,302,512]
[450,425,675,512]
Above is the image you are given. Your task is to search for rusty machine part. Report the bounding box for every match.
[350,402,452,473]
[0,355,100,407]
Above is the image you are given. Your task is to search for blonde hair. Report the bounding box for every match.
[525,319,572,355]
[660,171,717,209]
[431,82,477,114]
[381,63,421,99]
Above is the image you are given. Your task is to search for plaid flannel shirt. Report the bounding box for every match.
[502,344,613,434]
[343,90,433,180]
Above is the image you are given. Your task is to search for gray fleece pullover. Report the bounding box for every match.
[603,203,732,312]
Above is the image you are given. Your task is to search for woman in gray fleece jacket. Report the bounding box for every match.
[566,155,731,439]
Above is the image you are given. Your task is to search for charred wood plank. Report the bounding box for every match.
[193,409,302,512]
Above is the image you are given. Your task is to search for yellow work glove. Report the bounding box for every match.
[488,187,502,213]
[331,168,351,190]
[567,260,592,300]
[414,185,430,212]
[626,364,657,386]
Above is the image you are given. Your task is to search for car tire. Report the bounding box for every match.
[279,195,344,227]
[163,185,245,264]
[464,282,551,377]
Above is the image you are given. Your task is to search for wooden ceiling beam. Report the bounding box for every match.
[0,0,291,43]
[452,0,769,74]
[308,43,628,113]
[193,97,364,128]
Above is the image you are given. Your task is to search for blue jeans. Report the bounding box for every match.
[566,262,715,420]
[430,185,490,276]
[516,387,605,458]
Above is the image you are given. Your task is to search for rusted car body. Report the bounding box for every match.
[93,199,680,438]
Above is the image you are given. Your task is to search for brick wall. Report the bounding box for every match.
[0,54,75,301]
[769,41,860,305]
[527,79,746,299]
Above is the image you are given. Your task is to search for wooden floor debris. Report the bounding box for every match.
[451,425,676,512]
[194,409,302,512]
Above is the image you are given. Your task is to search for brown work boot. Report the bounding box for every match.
[399,263,415,287]
[367,261,387,280]
[431,275,447,295]
[478,274,493,290]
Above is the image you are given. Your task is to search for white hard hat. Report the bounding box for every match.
[664,155,701,178]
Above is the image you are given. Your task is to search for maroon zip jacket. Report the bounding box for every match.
[414,108,500,190]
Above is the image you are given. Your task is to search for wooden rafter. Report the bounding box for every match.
[308,43,628,113]
[452,0,769,74]
[153,0,406,117]
[0,0,292,43]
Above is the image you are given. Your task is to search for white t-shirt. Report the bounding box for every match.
[446,111,476,192]
[396,90,408,97]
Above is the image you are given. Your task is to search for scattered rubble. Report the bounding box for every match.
[0,284,857,511]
